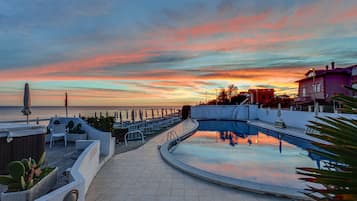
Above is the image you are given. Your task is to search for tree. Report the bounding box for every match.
[217,88,229,104]
[230,95,247,105]
[297,87,357,201]
[227,84,238,103]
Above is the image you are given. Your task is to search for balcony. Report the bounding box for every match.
[294,96,312,104]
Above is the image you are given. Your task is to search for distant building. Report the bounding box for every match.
[295,62,357,105]
[248,88,274,105]
[276,94,291,100]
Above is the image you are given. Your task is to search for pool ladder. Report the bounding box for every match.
[167,130,181,144]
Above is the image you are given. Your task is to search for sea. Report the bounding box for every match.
[0,106,179,125]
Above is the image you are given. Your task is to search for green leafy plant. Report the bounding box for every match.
[0,152,54,192]
[84,116,115,132]
[71,123,86,134]
[297,87,357,200]
[66,120,74,130]
[67,121,86,134]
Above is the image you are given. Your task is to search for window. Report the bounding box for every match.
[316,83,321,92]
[302,87,306,97]
[312,83,321,93]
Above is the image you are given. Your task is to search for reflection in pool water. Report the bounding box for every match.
[172,120,325,191]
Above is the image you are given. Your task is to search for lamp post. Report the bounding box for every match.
[215,88,218,105]
[310,68,316,112]
[205,90,207,104]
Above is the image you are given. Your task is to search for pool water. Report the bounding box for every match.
[172,120,324,191]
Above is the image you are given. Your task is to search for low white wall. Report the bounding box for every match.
[191,105,258,121]
[48,117,114,156]
[191,105,357,130]
[257,108,357,129]
[36,118,115,201]
[36,140,114,201]
[76,118,113,156]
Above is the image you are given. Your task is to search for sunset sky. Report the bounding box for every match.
[1,0,357,106]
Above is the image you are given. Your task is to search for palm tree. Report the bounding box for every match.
[297,87,357,201]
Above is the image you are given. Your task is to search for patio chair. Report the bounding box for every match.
[50,123,68,148]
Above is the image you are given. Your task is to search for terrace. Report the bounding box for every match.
[0,114,182,201]
[86,119,287,201]
[2,106,356,201]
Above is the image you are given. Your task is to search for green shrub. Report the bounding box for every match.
[83,116,115,132]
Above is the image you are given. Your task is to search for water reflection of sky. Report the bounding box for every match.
[172,121,320,190]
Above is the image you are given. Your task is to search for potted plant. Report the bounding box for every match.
[66,121,87,142]
[0,152,57,201]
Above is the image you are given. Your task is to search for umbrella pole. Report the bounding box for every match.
[27,115,29,124]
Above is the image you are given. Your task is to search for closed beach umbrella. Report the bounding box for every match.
[119,111,122,123]
[165,108,168,116]
[126,110,129,120]
[151,108,154,119]
[65,91,68,117]
[145,110,148,119]
[139,110,143,121]
[161,108,164,117]
[131,109,135,122]
[22,83,31,124]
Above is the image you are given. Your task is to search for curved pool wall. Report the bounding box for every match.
[160,120,312,200]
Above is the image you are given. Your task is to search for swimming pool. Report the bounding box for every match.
[171,120,324,193]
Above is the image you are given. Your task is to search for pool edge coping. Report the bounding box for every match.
[159,119,312,201]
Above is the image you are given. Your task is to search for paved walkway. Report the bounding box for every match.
[86,120,289,201]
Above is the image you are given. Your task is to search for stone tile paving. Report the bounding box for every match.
[86,120,290,201]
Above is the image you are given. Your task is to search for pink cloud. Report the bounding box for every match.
[0,51,158,81]
[174,10,271,41]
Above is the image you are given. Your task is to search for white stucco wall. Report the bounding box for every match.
[191,105,258,121]
[48,117,114,156]
[76,118,113,156]
[191,105,357,129]
[37,118,115,201]
[257,108,357,129]
[36,139,114,201]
